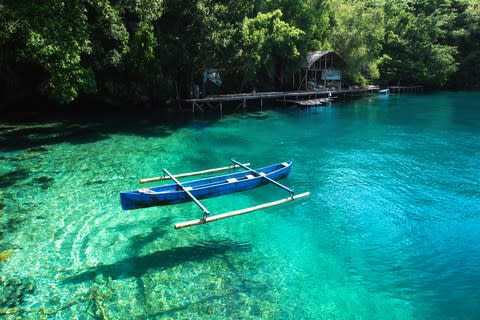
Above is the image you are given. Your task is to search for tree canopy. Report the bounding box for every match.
[1,0,479,107]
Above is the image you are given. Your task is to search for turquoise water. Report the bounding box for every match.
[1,92,479,319]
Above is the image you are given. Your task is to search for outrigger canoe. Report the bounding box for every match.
[120,159,310,229]
[120,161,293,210]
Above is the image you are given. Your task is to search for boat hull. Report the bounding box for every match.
[120,161,292,210]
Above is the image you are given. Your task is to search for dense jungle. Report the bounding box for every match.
[1,0,479,108]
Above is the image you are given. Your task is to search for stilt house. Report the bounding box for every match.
[292,51,344,91]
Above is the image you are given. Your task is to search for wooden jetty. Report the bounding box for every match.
[184,87,379,113]
[388,85,424,94]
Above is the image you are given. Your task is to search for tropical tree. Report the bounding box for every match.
[328,0,385,85]
[380,0,458,87]
[233,9,305,90]
[1,0,479,107]
[4,0,95,104]
[447,0,480,87]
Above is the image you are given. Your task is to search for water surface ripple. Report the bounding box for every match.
[0,92,479,319]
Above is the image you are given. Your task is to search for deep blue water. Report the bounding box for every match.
[0,92,479,319]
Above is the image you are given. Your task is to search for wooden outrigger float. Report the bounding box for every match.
[119,160,310,229]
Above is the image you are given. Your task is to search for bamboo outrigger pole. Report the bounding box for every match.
[140,163,251,183]
[174,192,310,229]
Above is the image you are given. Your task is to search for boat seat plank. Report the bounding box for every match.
[246,174,255,179]
[138,188,154,194]
[226,178,238,183]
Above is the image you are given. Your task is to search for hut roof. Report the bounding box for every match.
[306,51,343,68]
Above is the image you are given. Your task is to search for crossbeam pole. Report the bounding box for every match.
[230,159,294,195]
[163,169,210,218]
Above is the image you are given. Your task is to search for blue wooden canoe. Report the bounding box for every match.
[120,161,293,210]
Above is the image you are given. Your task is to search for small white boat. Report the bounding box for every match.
[379,89,390,95]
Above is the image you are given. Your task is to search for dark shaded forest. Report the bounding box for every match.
[1,0,479,108]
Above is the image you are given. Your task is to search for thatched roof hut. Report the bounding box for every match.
[292,51,344,90]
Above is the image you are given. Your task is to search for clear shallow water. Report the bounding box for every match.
[0,92,479,319]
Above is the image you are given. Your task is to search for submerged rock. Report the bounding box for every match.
[0,307,22,316]
[85,179,107,186]
[0,250,14,262]
[32,176,55,189]
[26,146,48,153]
[0,276,34,310]
[6,216,25,231]
[0,169,30,188]
[0,215,26,241]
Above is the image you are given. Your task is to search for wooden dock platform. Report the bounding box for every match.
[388,85,424,94]
[184,87,379,113]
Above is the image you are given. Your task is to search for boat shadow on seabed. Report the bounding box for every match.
[63,239,252,284]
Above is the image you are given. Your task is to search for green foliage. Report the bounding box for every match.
[123,21,166,105]
[1,0,480,106]
[83,0,169,105]
[0,4,18,82]
[86,0,129,69]
[380,0,459,87]
[0,4,18,45]
[191,1,255,84]
[9,0,96,103]
[329,1,385,85]
[447,0,480,87]
[235,9,305,89]
[132,0,165,22]
[261,0,332,50]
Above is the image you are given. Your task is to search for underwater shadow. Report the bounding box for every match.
[0,119,182,152]
[0,123,109,151]
[63,240,252,284]
[0,168,30,188]
[127,225,170,254]
[104,219,171,257]
[0,106,249,152]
